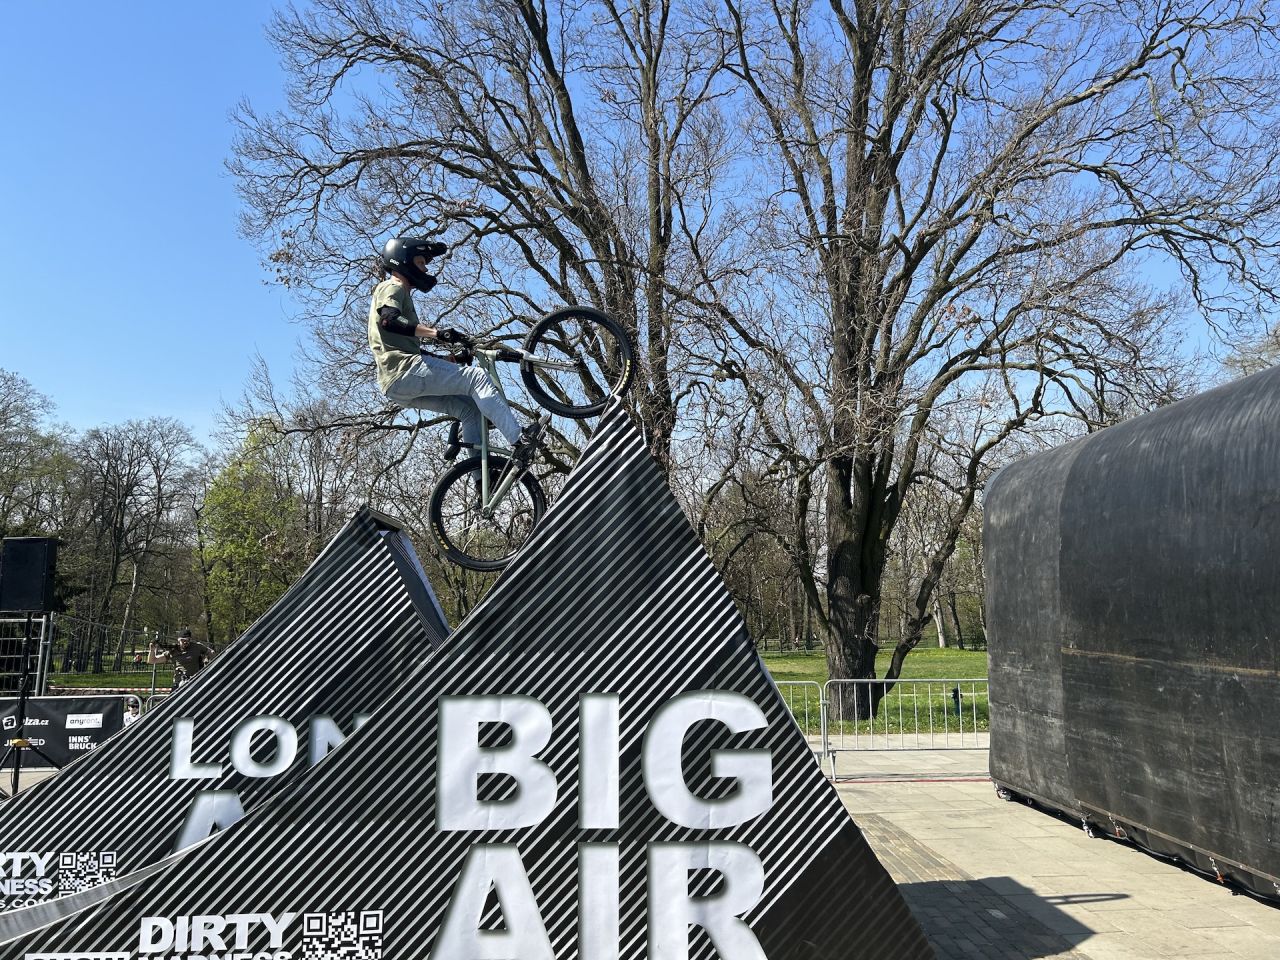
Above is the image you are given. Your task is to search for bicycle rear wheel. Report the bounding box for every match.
[520,306,635,419]
[428,454,547,571]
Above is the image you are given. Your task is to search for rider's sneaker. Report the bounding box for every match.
[510,415,550,469]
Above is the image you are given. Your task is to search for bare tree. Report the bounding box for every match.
[709,0,1280,713]
[228,0,1280,714]
[0,370,62,538]
[1221,327,1280,377]
[213,358,510,621]
[230,0,743,467]
[73,419,199,669]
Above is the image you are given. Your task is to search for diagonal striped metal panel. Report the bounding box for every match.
[0,407,931,958]
[0,508,447,917]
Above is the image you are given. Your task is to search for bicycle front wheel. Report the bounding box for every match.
[428,454,547,571]
[520,306,635,419]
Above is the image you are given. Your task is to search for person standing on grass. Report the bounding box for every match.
[153,628,214,688]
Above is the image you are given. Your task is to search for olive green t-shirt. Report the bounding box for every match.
[367,278,422,392]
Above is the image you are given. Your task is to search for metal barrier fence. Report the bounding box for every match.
[774,678,990,778]
[49,613,166,676]
[774,681,826,767]
[38,613,182,703]
[0,615,51,695]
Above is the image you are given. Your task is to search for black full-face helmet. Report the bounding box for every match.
[380,236,448,291]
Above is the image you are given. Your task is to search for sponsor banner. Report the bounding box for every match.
[0,509,449,915]
[0,407,930,958]
[0,699,122,768]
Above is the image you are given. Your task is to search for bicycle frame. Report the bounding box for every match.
[456,343,574,518]
[473,348,523,518]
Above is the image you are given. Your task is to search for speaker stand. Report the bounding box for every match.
[0,614,61,798]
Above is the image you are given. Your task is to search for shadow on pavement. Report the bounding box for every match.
[898,877,1128,959]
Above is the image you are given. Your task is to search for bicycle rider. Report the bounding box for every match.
[154,628,214,689]
[369,236,546,466]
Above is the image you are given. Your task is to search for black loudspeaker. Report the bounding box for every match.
[0,537,58,612]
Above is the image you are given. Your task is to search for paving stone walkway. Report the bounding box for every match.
[838,750,1280,960]
[11,759,1280,958]
[860,811,1092,959]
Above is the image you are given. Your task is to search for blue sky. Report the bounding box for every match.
[0,2,1239,449]
[0,3,300,441]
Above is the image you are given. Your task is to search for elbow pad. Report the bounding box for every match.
[378,305,417,337]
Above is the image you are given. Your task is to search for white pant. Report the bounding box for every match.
[385,354,522,445]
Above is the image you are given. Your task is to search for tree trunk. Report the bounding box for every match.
[948,591,966,650]
[786,584,797,652]
[91,550,123,673]
[825,461,887,718]
[800,588,812,650]
[91,620,106,674]
[885,617,928,682]
[932,593,949,648]
[193,502,217,647]
[112,559,141,671]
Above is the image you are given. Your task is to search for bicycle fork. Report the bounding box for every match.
[472,351,529,520]
[478,426,524,520]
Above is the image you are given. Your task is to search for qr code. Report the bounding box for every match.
[301,911,383,960]
[57,850,117,895]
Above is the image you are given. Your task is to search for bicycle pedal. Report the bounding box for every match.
[521,414,551,449]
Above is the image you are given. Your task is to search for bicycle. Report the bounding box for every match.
[426,306,635,571]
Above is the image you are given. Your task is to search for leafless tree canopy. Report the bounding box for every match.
[228,0,1280,711]
[706,0,1280,710]
[231,0,750,465]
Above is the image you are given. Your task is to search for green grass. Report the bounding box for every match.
[828,687,989,738]
[763,647,989,737]
[774,682,990,738]
[761,646,988,684]
[47,669,175,690]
